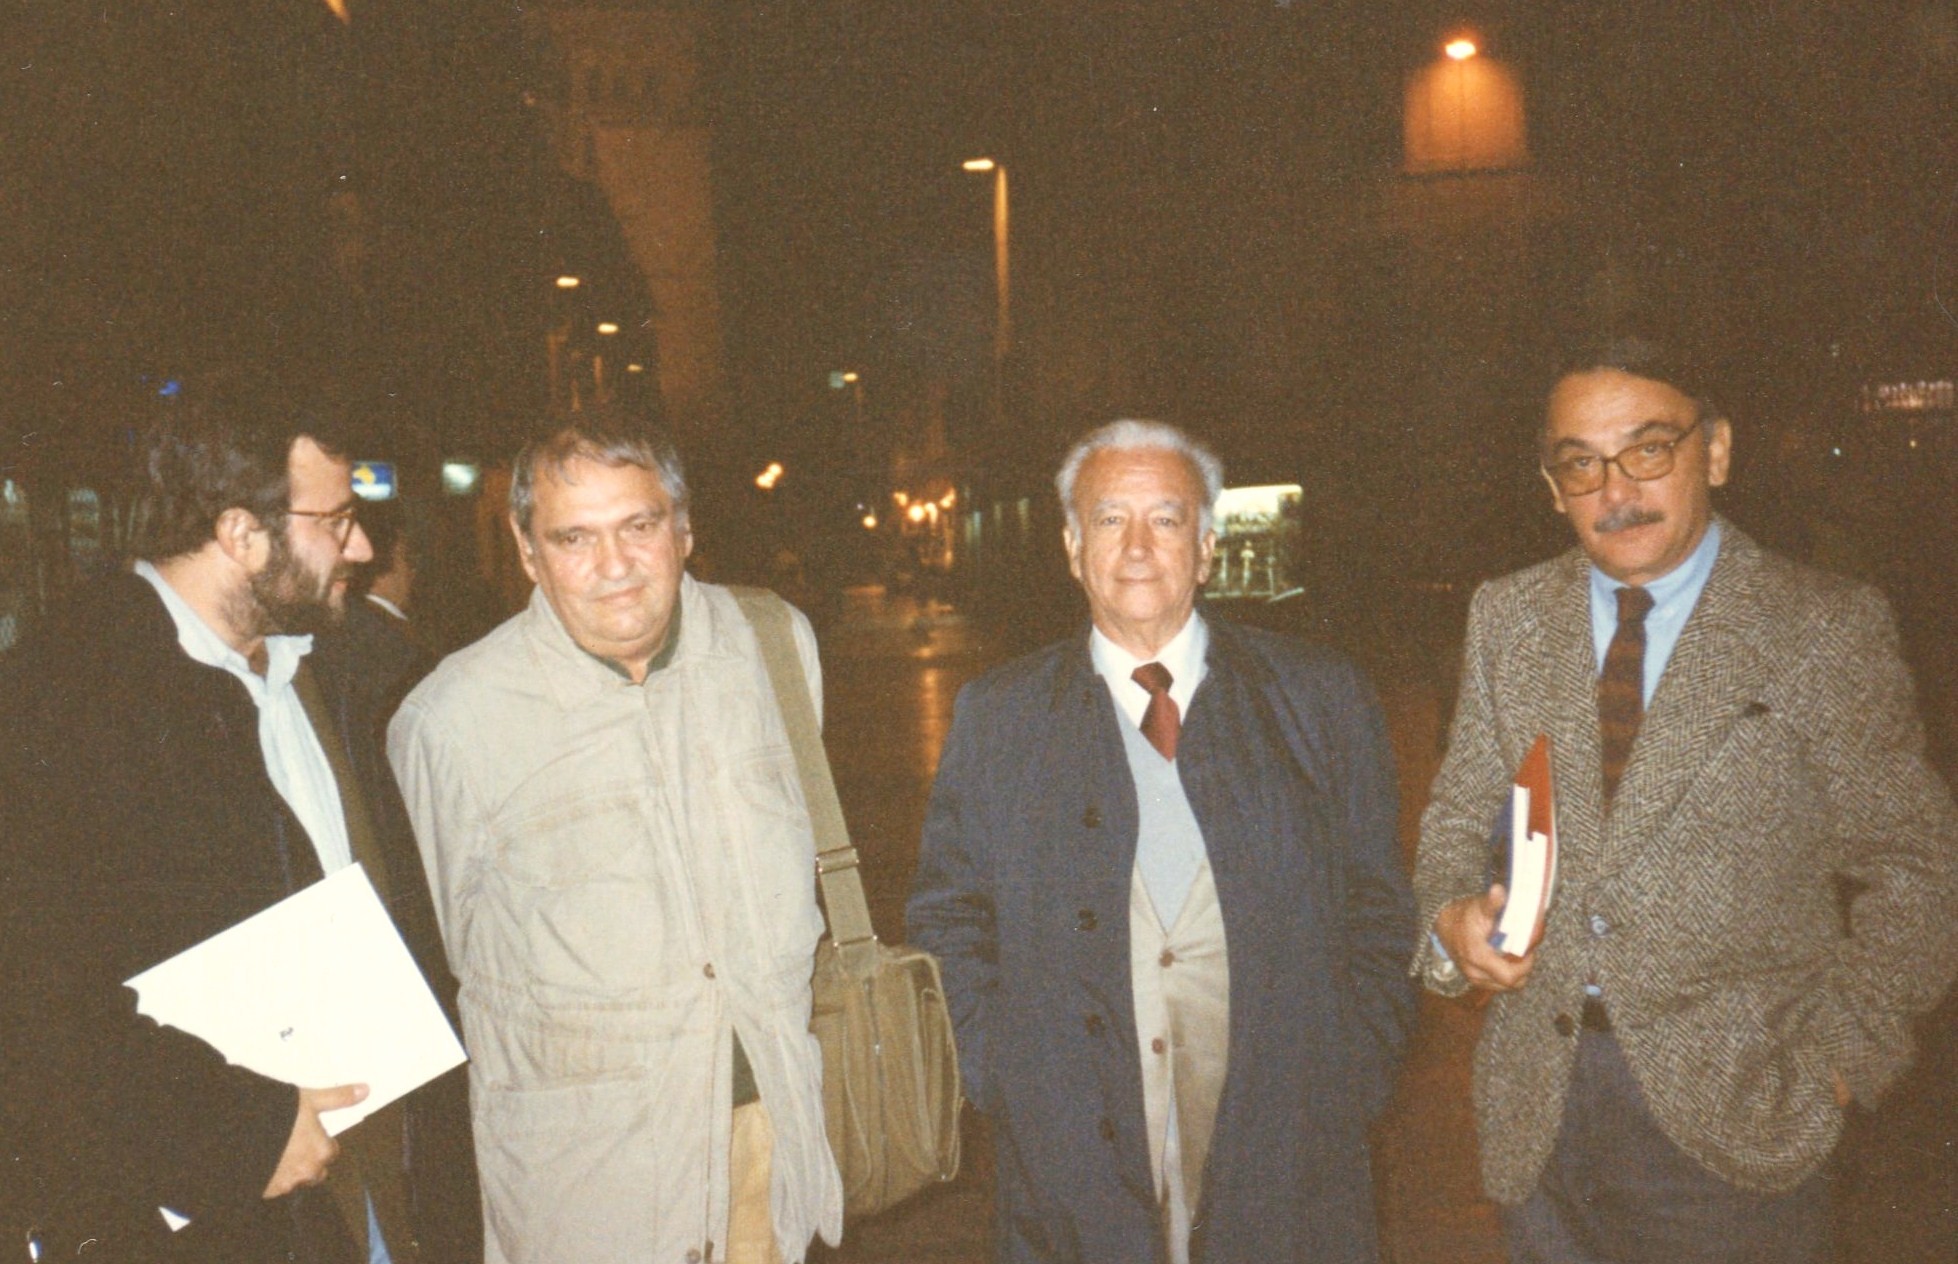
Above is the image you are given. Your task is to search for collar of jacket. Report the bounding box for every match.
[521,572,747,711]
[90,568,262,705]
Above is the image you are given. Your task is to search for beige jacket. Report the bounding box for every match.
[389,576,843,1264]
[1412,524,1958,1201]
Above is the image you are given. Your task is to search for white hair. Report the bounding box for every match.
[1055,419,1224,535]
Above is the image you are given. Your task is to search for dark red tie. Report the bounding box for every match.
[1598,586,1655,803]
[1132,662,1179,761]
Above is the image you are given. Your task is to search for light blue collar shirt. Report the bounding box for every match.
[1587,517,1723,706]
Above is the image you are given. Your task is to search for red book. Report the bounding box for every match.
[1488,734,1557,958]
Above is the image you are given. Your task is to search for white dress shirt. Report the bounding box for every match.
[1089,610,1209,731]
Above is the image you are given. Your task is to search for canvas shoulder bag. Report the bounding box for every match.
[732,588,963,1220]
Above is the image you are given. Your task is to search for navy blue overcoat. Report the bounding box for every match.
[907,617,1418,1264]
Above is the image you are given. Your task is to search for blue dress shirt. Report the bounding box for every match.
[1588,519,1723,707]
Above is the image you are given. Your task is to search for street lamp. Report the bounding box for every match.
[830,368,867,434]
[963,157,1010,434]
[546,276,584,408]
[593,322,620,403]
[1445,37,1477,60]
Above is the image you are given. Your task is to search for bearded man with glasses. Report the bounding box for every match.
[0,388,473,1263]
[1410,335,1958,1264]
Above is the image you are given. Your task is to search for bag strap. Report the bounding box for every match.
[731,587,881,979]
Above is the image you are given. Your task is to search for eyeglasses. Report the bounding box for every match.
[1542,418,1705,497]
[286,505,361,546]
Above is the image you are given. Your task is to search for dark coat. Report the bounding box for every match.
[905,618,1417,1264]
[0,571,462,1263]
[310,600,482,1264]
[310,597,481,1264]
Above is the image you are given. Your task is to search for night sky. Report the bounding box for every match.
[708,0,1958,449]
[6,0,1958,552]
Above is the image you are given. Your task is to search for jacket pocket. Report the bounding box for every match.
[477,1075,699,1261]
[487,782,692,994]
[730,748,825,959]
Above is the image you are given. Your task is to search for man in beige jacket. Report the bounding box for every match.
[1411,335,1958,1263]
[389,412,842,1264]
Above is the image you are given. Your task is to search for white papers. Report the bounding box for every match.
[125,864,467,1138]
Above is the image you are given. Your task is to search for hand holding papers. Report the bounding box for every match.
[1488,734,1557,960]
[125,864,466,1137]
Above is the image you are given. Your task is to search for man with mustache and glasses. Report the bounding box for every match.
[1410,336,1958,1263]
[388,412,841,1264]
[0,388,468,1262]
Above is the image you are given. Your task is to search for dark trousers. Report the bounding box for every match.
[1503,1030,1832,1264]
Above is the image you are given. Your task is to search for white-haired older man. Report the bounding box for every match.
[908,420,1416,1264]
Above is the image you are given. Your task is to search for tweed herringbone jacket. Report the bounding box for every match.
[1411,522,1958,1203]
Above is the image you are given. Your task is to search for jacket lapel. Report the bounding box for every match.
[1537,552,1614,876]
[1181,624,1271,861]
[1597,525,1774,872]
[1056,635,1143,879]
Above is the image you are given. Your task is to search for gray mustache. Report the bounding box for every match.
[1595,506,1664,534]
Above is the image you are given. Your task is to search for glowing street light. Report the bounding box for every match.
[861,513,879,530]
[963,157,1010,435]
[595,321,619,335]
[546,277,585,406]
[755,461,784,491]
[1445,38,1477,60]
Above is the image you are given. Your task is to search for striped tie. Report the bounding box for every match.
[1598,585,1655,803]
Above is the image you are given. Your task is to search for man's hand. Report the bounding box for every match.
[263,1083,368,1199]
[1434,884,1537,992]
